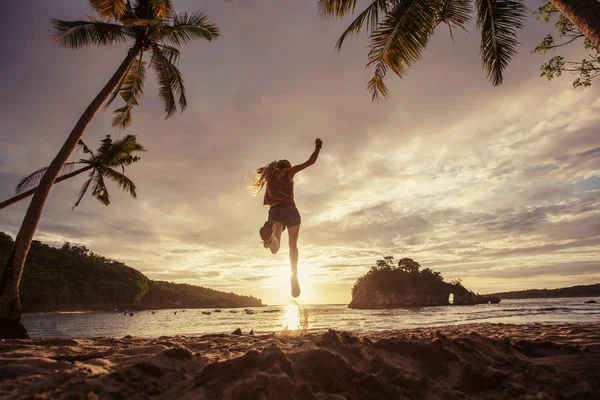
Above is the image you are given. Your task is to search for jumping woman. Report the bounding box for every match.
[249,138,323,298]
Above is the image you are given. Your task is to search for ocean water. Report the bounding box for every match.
[22,297,600,338]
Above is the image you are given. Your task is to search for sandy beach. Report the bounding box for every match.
[0,323,598,399]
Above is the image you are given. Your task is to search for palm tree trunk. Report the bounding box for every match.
[550,0,600,49]
[0,44,142,339]
[0,165,94,210]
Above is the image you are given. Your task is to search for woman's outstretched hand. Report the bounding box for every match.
[315,138,323,148]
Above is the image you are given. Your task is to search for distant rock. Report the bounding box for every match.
[231,328,242,335]
[585,300,597,304]
[249,330,254,336]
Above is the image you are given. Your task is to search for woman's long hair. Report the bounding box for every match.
[248,159,291,194]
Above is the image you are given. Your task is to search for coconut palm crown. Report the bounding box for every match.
[318,0,527,101]
[12,135,144,211]
[52,0,220,128]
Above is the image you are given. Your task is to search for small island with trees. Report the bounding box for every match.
[349,257,499,309]
[0,232,263,313]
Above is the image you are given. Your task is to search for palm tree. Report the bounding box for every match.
[317,0,527,100]
[0,135,144,211]
[0,0,219,338]
[320,1,600,100]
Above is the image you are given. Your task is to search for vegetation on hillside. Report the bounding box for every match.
[351,256,459,297]
[0,232,262,312]
[489,284,600,299]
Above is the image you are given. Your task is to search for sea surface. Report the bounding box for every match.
[22,297,600,338]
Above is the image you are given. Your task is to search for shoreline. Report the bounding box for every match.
[2,322,599,399]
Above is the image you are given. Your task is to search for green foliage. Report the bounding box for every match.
[351,256,445,298]
[51,0,220,129]
[320,0,526,100]
[532,1,599,87]
[14,134,144,211]
[490,284,600,299]
[0,232,263,312]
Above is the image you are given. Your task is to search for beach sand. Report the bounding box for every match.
[1,323,599,399]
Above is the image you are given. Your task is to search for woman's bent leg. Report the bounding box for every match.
[269,222,284,254]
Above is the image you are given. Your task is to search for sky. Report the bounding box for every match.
[0,1,598,305]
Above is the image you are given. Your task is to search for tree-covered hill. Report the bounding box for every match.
[488,284,600,299]
[349,257,498,308]
[0,232,263,312]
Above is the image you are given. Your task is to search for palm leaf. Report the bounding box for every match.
[16,162,80,194]
[112,105,133,129]
[119,55,146,106]
[101,167,138,198]
[475,0,526,86]
[89,0,128,19]
[335,0,391,50]
[150,43,186,117]
[105,134,145,168]
[150,0,174,20]
[317,0,358,17]
[438,0,472,32]
[156,44,180,64]
[73,169,96,210]
[91,173,111,206]
[367,0,440,101]
[51,19,128,48]
[151,11,220,46]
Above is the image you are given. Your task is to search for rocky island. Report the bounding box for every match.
[349,257,499,309]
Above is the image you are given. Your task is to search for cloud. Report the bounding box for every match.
[1,0,599,305]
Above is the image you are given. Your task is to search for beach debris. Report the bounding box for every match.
[129,312,134,316]
[231,328,243,335]
[249,330,254,336]
[245,309,255,315]
[202,311,211,315]
[229,310,238,313]
[214,309,222,313]
[585,300,597,303]
[173,311,178,315]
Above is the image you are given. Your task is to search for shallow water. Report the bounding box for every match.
[22,297,600,338]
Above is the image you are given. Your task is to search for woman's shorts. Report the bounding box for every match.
[268,203,301,229]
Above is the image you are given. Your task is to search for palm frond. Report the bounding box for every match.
[119,55,146,106]
[112,105,133,129]
[150,0,174,20]
[150,43,186,117]
[438,0,472,32]
[476,0,526,85]
[91,173,111,206]
[156,44,180,64]
[16,162,80,194]
[105,134,145,168]
[51,19,129,48]
[121,18,163,26]
[72,169,96,210]
[367,0,439,101]
[101,167,138,199]
[317,0,358,18]
[151,11,220,46]
[335,0,391,50]
[89,0,128,19]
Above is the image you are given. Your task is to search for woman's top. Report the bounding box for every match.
[264,173,294,206]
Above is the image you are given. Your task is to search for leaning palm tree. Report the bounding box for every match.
[548,0,600,50]
[0,0,219,339]
[318,0,527,101]
[0,135,144,211]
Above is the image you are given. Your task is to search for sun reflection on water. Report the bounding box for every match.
[280,303,309,333]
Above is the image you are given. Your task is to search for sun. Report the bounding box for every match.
[263,266,315,305]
